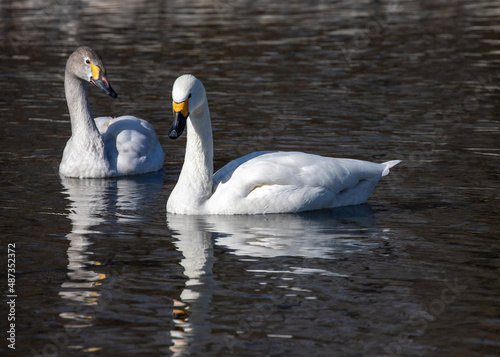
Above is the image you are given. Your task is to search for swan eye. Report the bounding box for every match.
[188,93,192,99]
[85,59,90,64]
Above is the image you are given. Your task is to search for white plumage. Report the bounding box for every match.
[167,74,400,215]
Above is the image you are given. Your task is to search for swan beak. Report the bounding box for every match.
[169,99,189,139]
[89,63,117,98]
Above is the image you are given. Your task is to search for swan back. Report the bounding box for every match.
[209,152,397,214]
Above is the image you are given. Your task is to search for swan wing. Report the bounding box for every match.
[213,151,274,188]
[94,116,114,134]
[210,151,398,214]
[98,115,164,175]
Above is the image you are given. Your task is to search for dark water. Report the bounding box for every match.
[1,0,499,356]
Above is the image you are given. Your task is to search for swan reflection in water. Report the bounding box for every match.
[58,174,163,344]
[167,204,388,355]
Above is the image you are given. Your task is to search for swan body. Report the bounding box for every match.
[59,46,164,178]
[167,74,400,215]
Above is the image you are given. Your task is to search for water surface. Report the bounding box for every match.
[1,0,499,356]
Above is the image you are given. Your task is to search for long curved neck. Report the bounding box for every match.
[64,71,104,151]
[174,100,214,210]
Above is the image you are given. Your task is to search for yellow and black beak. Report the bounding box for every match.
[169,98,189,139]
[89,62,117,98]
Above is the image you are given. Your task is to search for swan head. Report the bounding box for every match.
[169,74,206,139]
[66,46,117,98]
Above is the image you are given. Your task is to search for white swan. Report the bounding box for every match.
[167,74,400,215]
[59,46,164,178]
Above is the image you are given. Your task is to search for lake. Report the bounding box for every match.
[1,0,499,356]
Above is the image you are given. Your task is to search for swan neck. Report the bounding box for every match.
[64,71,101,140]
[178,100,214,207]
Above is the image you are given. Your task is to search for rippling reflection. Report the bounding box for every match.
[207,205,385,259]
[166,205,387,355]
[167,215,214,356]
[59,174,163,349]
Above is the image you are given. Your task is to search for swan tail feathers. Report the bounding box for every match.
[381,160,401,176]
